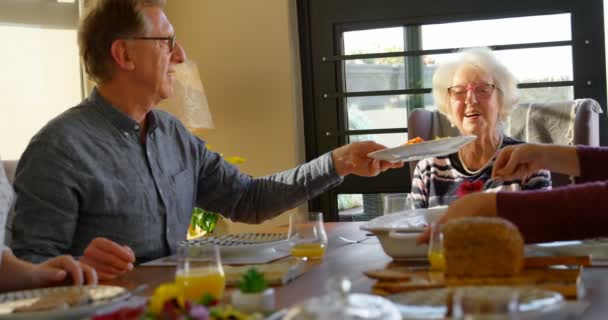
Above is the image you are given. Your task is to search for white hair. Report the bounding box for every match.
[432,47,520,123]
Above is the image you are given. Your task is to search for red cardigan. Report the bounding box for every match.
[497,146,608,243]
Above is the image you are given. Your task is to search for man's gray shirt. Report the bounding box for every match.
[11,89,343,263]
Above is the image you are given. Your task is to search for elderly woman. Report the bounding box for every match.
[410,48,551,208]
[0,160,97,292]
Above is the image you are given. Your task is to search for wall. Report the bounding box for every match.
[165,0,307,233]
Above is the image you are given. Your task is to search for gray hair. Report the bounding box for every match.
[78,0,166,84]
[432,47,519,123]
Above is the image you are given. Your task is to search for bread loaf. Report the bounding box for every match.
[443,217,524,277]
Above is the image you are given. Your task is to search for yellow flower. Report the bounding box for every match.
[225,156,246,165]
[148,282,180,315]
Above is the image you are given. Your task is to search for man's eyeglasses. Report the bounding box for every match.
[447,83,498,100]
[126,35,176,52]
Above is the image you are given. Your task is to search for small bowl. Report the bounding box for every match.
[361,206,447,260]
[374,231,428,260]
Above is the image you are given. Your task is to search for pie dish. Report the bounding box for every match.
[0,285,127,320]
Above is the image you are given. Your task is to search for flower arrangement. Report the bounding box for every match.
[456,180,484,198]
[188,153,246,238]
[144,284,261,320]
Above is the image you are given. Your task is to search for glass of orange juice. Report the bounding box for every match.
[428,222,445,271]
[288,211,328,260]
[175,244,225,303]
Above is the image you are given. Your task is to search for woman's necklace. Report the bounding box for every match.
[458,134,504,175]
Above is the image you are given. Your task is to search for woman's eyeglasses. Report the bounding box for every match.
[448,83,498,100]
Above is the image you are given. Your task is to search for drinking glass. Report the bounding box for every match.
[452,287,520,320]
[288,211,328,260]
[383,193,414,214]
[175,244,225,302]
[427,222,445,271]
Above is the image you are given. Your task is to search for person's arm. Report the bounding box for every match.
[492,144,580,180]
[195,140,402,224]
[11,139,81,263]
[497,182,608,243]
[576,146,608,182]
[0,249,97,293]
[418,181,608,244]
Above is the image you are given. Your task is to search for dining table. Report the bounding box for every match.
[104,222,608,319]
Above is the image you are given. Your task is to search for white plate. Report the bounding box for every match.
[529,238,608,260]
[181,232,289,255]
[367,135,477,163]
[388,286,563,319]
[0,285,127,320]
[360,206,447,233]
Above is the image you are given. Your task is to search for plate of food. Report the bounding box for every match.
[387,286,563,319]
[0,285,127,320]
[367,135,477,163]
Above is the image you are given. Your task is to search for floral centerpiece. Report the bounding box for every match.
[188,153,246,239]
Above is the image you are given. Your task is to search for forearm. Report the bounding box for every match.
[0,250,37,292]
[497,182,608,243]
[576,146,608,182]
[200,153,343,223]
[539,144,580,176]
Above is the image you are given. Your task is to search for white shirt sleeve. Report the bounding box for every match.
[0,158,15,267]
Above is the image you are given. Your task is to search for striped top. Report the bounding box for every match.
[410,136,551,208]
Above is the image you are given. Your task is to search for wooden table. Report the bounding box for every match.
[104,222,608,317]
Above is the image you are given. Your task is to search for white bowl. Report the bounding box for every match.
[361,206,447,260]
[374,231,428,260]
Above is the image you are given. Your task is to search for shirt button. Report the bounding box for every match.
[134,124,140,130]
[150,132,154,138]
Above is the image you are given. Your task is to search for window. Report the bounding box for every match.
[298,0,606,220]
[0,1,81,160]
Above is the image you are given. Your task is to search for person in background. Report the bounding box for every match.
[0,160,96,293]
[409,48,551,208]
[418,143,608,244]
[10,0,402,280]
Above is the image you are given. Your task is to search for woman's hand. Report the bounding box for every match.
[32,255,98,287]
[491,144,548,181]
[417,192,497,244]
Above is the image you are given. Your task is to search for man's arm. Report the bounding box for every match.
[194,141,402,224]
[11,141,80,262]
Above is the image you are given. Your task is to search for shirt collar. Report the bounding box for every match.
[90,87,159,134]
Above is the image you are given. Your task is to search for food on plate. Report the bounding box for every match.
[14,290,93,313]
[443,217,524,277]
[404,136,424,145]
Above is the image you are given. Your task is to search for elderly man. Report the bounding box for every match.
[11,0,402,280]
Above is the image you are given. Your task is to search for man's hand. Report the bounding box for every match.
[417,192,497,244]
[332,141,404,177]
[80,237,135,280]
[31,255,98,287]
